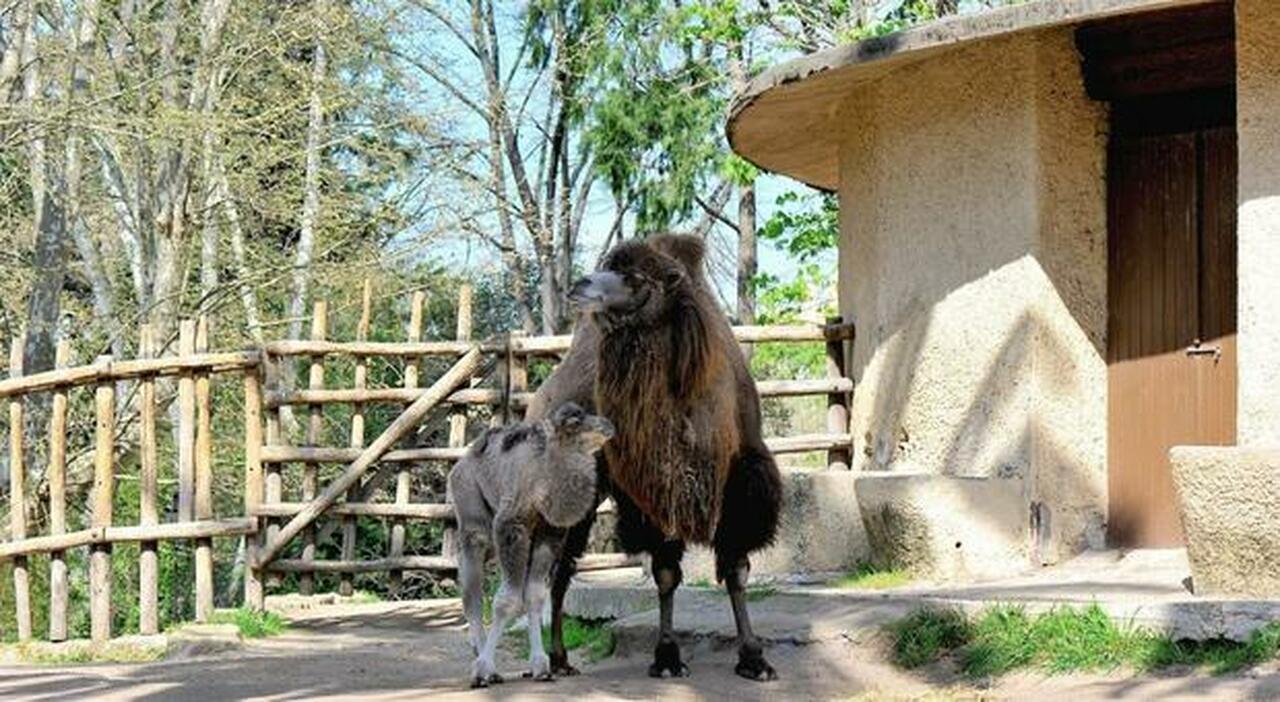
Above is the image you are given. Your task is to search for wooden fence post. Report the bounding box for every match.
[243,359,266,610]
[300,301,328,595]
[91,356,115,643]
[443,285,472,561]
[138,327,160,634]
[389,291,424,594]
[194,317,215,621]
[8,337,30,642]
[178,321,196,522]
[341,281,372,596]
[825,316,852,471]
[507,332,528,425]
[264,354,285,590]
[48,339,71,641]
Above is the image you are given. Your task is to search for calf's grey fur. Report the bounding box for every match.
[447,402,614,687]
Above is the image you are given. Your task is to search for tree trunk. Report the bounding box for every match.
[20,0,58,376]
[736,182,756,326]
[219,159,265,344]
[286,12,327,343]
[0,0,31,97]
[729,41,758,330]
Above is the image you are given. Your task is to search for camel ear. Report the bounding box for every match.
[648,234,706,276]
[661,266,685,292]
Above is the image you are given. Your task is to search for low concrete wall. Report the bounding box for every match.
[682,469,868,583]
[855,472,1030,581]
[1170,446,1280,597]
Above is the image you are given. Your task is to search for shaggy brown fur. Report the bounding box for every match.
[591,239,741,543]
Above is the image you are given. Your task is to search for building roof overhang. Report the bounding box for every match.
[727,0,1224,191]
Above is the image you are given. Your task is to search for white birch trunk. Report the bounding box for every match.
[286,11,327,343]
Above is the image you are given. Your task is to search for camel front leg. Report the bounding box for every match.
[548,486,600,676]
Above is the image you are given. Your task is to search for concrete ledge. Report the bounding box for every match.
[1171,446,1280,597]
[682,469,868,583]
[856,472,1029,581]
[166,624,243,658]
[603,584,1280,654]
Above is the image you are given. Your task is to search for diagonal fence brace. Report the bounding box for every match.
[254,347,482,567]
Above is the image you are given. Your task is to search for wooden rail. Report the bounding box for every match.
[1,283,855,645]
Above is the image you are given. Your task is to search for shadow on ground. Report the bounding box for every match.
[2,598,1280,701]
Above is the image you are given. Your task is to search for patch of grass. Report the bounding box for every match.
[3,641,166,665]
[889,607,972,669]
[1141,620,1280,675]
[888,604,1280,678]
[209,608,287,639]
[511,615,616,663]
[684,578,775,601]
[830,563,912,590]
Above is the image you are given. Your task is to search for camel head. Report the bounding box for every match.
[549,401,614,454]
[569,234,703,329]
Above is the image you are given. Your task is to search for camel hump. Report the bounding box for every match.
[647,233,706,276]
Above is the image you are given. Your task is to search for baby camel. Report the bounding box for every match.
[447,402,614,688]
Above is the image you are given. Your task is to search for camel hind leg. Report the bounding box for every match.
[713,445,782,682]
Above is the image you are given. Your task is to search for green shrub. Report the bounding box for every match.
[209,608,287,638]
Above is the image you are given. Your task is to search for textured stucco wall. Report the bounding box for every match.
[835,29,1108,568]
[1236,1,1280,447]
[1171,447,1280,597]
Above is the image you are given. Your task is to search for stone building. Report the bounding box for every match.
[728,0,1280,582]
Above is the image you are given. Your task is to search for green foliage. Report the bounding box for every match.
[760,191,839,263]
[209,608,287,639]
[889,604,1280,678]
[553,616,617,662]
[584,0,728,231]
[512,616,616,663]
[829,563,912,590]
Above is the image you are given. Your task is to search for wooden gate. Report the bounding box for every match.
[1106,97,1238,546]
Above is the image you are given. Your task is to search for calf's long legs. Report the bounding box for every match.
[470,512,530,688]
[523,536,559,681]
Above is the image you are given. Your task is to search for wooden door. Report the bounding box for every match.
[1107,118,1237,547]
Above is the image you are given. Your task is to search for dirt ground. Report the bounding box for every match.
[2,599,1280,701]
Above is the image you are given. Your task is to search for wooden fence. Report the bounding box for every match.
[0,283,855,644]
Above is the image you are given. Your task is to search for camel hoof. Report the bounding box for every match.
[550,652,580,676]
[648,641,689,678]
[469,673,503,688]
[470,658,503,688]
[735,650,777,682]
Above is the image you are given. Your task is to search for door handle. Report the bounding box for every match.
[1185,340,1222,362]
